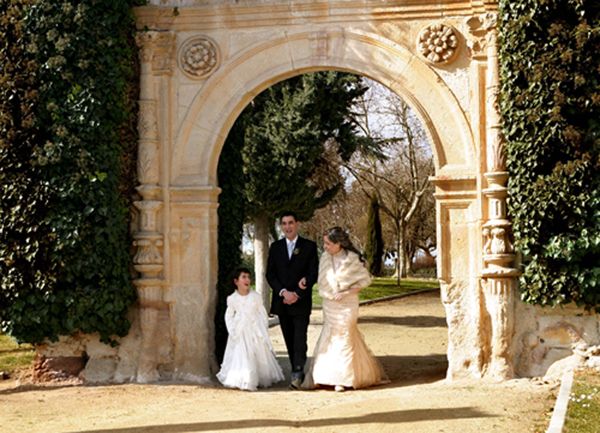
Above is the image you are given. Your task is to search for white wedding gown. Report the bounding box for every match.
[216,290,284,391]
[303,251,388,390]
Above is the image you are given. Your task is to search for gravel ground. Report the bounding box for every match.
[0,291,554,433]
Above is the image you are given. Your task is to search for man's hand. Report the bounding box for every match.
[298,277,307,290]
[282,289,299,305]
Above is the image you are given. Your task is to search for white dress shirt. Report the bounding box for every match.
[280,236,299,297]
[286,236,298,259]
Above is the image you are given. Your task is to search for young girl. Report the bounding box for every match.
[216,268,284,391]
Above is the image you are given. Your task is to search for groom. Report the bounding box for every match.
[266,211,318,389]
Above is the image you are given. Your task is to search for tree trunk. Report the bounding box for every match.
[253,214,271,309]
[403,245,411,277]
[365,195,384,276]
[395,222,402,285]
[398,224,408,279]
[400,224,411,278]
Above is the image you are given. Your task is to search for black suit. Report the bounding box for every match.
[266,236,318,376]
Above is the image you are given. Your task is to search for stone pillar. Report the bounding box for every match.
[168,186,221,381]
[430,176,481,380]
[133,31,175,383]
[479,14,519,380]
[481,170,518,380]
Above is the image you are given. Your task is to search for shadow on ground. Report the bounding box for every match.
[358,315,447,328]
[65,406,494,433]
[380,354,448,385]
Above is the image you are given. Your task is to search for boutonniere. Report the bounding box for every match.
[293,248,300,255]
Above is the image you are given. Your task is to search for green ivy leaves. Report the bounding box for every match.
[0,0,139,344]
[499,0,600,311]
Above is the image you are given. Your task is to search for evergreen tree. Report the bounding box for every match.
[364,195,384,276]
[241,72,369,220]
[220,72,372,307]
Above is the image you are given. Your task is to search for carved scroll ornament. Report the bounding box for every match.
[136,31,176,76]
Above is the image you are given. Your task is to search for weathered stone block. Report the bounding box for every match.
[81,357,117,384]
[32,354,86,382]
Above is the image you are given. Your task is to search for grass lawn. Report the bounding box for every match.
[0,333,35,375]
[312,276,439,307]
[564,368,600,433]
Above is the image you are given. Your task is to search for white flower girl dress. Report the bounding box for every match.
[217,290,284,391]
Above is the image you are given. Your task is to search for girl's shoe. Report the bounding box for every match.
[334,385,345,392]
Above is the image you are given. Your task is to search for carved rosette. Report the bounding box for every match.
[178,36,220,79]
[417,23,460,64]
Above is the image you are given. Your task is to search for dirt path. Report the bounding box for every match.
[0,291,554,433]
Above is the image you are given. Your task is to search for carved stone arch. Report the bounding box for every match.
[60,2,531,385]
[172,29,476,186]
[162,28,488,382]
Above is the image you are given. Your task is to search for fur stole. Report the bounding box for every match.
[318,250,372,300]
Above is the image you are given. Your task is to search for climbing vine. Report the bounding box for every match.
[0,0,141,343]
[499,0,600,310]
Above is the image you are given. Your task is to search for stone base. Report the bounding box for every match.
[32,354,86,382]
[514,302,600,378]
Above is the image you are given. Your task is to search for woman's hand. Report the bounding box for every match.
[333,286,361,300]
[347,286,362,295]
[333,292,345,301]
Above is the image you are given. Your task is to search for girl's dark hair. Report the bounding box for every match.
[324,226,365,262]
[231,267,251,288]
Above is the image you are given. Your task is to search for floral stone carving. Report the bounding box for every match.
[179,36,220,79]
[417,23,459,64]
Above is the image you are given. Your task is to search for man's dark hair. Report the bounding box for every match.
[279,211,298,223]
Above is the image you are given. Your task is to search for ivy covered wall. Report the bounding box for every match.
[499,0,600,311]
[0,0,141,343]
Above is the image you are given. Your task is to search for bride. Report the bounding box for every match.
[304,226,388,391]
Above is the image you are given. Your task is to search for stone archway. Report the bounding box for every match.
[128,1,519,383]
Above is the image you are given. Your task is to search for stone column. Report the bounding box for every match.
[168,186,221,381]
[133,31,175,383]
[480,13,519,380]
